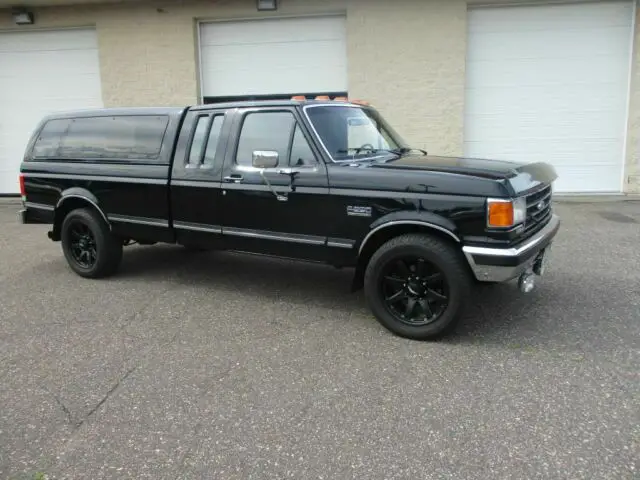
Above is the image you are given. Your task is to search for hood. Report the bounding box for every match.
[370,154,558,196]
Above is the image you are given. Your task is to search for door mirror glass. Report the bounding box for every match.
[252,150,279,168]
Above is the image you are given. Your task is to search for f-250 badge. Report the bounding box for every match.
[347,205,372,217]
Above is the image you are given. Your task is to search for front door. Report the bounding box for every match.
[220,107,330,261]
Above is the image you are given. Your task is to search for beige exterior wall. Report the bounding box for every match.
[347,0,467,156]
[0,0,638,193]
[624,1,640,194]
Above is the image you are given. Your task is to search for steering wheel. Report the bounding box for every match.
[353,143,375,154]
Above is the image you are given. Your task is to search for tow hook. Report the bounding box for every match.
[518,249,548,293]
[518,271,536,293]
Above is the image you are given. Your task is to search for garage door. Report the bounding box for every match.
[199,15,347,101]
[464,2,633,193]
[0,28,103,194]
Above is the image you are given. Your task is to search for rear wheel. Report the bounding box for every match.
[61,207,122,278]
[363,233,470,340]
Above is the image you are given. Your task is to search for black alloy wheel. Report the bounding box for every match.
[379,256,449,326]
[363,233,470,340]
[61,207,123,278]
[67,220,98,269]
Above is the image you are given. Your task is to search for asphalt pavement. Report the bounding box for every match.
[0,198,638,479]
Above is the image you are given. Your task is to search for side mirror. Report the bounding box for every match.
[252,150,278,169]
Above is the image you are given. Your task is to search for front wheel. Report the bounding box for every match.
[363,233,470,340]
[61,207,123,278]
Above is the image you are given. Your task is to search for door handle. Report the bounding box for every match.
[223,174,243,183]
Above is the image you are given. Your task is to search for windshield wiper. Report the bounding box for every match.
[337,147,402,157]
[390,147,428,155]
[336,146,427,161]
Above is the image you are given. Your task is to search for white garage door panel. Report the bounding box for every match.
[466,85,626,116]
[470,29,630,59]
[0,28,98,51]
[468,57,627,87]
[464,2,633,193]
[466,111,625,141]
[469,1,631,31]
[1,51,100,75]
[200,16,347,97]
[0,29,102,194]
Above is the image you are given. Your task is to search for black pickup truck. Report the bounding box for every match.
[18,98,560,340]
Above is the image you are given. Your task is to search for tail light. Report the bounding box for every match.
[19,173,26,201]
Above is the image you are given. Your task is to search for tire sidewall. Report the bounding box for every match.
[364,238,467,340]
[61,209,113,278]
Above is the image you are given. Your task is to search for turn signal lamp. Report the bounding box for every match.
[486,197,526,228]
[315,95,330,100]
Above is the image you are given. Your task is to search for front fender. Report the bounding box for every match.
[367,210,460,243]
[350,211,461,293]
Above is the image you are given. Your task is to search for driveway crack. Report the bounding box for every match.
[53,394,74,426]
[74,365,137,430]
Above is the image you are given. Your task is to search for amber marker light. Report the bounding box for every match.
[486,197,527,228]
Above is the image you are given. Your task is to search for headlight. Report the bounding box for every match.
[487,197,526,228]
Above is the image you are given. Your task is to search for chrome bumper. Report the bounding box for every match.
[463,214,561,283]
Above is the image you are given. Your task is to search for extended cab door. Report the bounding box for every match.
[219,106,331,261]
[170,107,231,248]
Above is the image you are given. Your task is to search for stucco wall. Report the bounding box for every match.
[624,0,640,193]
[1,0,638,193]
[347,0,467,156]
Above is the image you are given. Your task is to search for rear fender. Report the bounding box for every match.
[50,188,110,240]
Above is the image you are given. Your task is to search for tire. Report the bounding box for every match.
[363,233,471,340]
[60,207,123,278]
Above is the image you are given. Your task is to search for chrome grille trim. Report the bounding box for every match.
[523,185,553,236]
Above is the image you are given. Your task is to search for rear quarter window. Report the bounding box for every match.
[36,115,170,162]
[31,118,72,158]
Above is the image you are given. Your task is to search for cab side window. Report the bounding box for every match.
[289,125,316,167]
[202,115,224,166]
[235,111,318,167]
[186,116,209,166]
[235,111,294,167]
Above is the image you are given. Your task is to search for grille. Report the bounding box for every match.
[522,185,552,236]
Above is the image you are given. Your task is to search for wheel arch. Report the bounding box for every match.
[351,220,462,292]
[51,190,110,241]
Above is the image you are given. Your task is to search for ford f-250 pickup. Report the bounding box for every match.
[18,97,560,340]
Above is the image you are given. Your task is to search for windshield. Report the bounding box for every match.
[304,105,408,161]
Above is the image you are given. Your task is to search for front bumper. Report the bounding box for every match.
[463,214,560,283]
